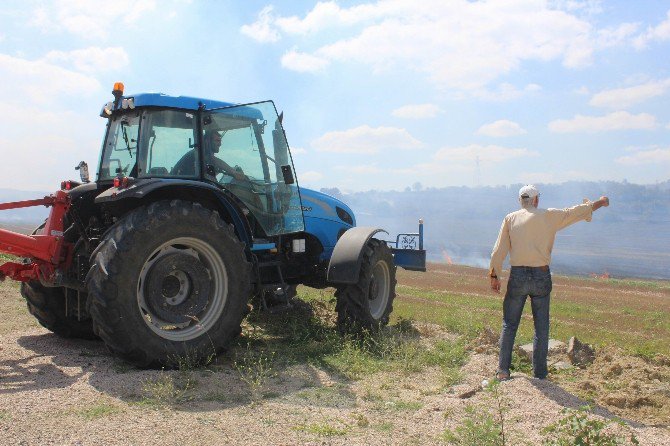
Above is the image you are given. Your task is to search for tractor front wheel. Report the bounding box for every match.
[335,239,397,332]
[86,200,251,368]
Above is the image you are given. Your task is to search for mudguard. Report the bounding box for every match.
[94,179,253,246]
[327,226,388,284]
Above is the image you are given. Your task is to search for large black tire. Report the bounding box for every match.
[21,282,97,339]
[20,222,96,340]
[86,200,251,368]
[335,239,397,331]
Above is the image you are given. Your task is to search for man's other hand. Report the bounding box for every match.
[591,196,610,211]
[490,277,501,293]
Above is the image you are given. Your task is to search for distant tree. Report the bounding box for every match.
[412,182,423,191]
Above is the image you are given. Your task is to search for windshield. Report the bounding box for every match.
[99,112,140,180]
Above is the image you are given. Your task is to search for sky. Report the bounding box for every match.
[0,0,669,192]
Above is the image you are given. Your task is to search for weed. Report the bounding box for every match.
[233,342,276,399]
[0,410,10,421]
[293,422,349,437]
[373,422,394,432]
[351,412,370,427]
[442,381,522,445]
[141,369,196,407]
[542,407,639,446]
[442,405,503,445]
[77,402,121,420]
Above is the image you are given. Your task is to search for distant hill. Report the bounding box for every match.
[0,188,50,224]
[1,181,668,279]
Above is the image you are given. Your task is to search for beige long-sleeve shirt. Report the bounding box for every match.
[489,202,593,277]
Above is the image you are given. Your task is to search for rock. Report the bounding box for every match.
[517,339,567,361]
[457,387,479,400]
[552,361,573,371]
[567,337,595,368]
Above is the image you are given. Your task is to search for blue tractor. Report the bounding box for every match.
[0,83,425,367]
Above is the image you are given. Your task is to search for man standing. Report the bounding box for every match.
[489,185,609,381]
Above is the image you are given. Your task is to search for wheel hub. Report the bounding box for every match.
[143,252,211,324]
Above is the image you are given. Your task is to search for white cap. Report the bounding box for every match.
[519,184,539,198]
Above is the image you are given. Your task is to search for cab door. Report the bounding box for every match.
[202,101,305,237]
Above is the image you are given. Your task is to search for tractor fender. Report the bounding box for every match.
[327,226,388,284]
[94,179,253,246]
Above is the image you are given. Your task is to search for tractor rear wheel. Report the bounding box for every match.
[20,223,96,339]
[86,200,251,368]
[335,239,396,332]
[21,282,96,339]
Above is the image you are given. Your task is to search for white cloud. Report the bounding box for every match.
[477,120,527,137]
[0,53,100,104]
[334,165,383,174]
[29,0,157,40]
[615,148,670,165]
[391,104,442,119]
[281,49,329,73]
[434,144,538,163]
[596,22,640,48]
[44,47,129,73]
[298,170,324,183]
[312,125,422,154]
[290,147,307,155]
[589,79,670,108]
[240,6,280,43]
[633,10,670,49]
[245,1,611,91]
[274,2,379,34]
[548,111,657,133]
[472,83,542,102]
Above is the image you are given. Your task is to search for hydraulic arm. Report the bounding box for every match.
[0,189,71,284]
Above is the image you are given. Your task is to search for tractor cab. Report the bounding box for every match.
[97,90,304,239]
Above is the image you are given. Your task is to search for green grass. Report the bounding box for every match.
[293,422,349,437]
[392,285,670,357]
[237,291,469,382]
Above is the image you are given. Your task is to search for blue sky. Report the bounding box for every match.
[0,0,668,192]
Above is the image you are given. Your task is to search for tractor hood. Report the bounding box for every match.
[299,188,355,227]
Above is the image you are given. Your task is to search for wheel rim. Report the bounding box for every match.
[368,259,390,320]
[137,237,228,341]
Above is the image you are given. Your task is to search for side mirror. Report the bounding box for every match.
[281,165,295,185]
[75,161,90,183]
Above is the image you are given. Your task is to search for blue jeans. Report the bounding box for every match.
[498,266,552,379]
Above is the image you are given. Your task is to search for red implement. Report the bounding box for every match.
[0,189,71,284]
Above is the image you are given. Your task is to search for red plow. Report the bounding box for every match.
[0,189,72,284]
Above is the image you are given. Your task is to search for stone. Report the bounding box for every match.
[552,361,573,371]
[517,339,567,361]
[567,336,595,368]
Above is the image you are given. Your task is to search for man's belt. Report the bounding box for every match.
[512,265,549,271]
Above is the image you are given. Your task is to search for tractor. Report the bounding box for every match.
[0,83,426,367]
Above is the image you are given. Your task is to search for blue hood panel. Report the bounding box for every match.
[300,188,355,260]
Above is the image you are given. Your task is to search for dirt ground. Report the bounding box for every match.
[1,265,669,445]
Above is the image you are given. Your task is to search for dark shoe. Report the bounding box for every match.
[495,372,511,381]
